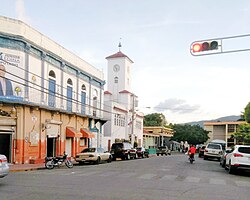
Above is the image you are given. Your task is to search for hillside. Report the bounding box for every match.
[186,115,242,127]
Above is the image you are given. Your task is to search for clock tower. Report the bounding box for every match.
[106,48,133,100]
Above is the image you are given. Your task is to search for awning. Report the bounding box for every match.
[66,127,82,138]
[80,128,95,138]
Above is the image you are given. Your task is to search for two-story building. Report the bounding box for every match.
[0,16,106,164]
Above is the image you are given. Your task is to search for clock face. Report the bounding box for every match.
[113,64,120,72]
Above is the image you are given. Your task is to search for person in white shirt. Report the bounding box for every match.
[0,64,13,96]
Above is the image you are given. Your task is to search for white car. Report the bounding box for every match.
[0,154,9,178]
[204,143,223,160]
[225,145,250,174]
[75,147,112,165]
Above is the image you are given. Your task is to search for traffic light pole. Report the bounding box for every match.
[190,33,250,56]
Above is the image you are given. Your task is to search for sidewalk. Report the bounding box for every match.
[9,163,45,172]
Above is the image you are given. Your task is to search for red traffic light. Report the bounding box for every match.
[190,39,221,55]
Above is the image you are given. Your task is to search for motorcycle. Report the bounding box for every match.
[188,153,195,164]
[45,153,73,169]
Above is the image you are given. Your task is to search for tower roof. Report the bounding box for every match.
[105,51,133,63]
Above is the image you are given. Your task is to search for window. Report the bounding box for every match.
[67,78,73,112]
[48,70,56,107]
[81,84,86,114]
[114,77,118,83]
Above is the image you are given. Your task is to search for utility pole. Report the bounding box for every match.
[131,94,135,147]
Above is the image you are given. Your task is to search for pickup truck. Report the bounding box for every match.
[156,146,171,156]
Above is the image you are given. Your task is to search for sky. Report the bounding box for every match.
[1,0,250,124]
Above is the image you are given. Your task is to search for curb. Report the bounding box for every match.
[10,167,45,173]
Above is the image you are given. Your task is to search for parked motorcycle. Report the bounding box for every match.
[45,153,73,169]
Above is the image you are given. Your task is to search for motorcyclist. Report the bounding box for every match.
[189,144,196,161]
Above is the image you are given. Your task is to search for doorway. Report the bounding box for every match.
[47,137,57,157]
[0,133,11,162]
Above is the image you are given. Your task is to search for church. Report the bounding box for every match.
[103,44,144,151]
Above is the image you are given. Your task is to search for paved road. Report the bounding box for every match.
[1,153,250,200]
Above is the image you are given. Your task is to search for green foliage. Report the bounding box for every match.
[244,102,250,123]
[171,124,209,145]
[144,113,167,126]
[232,123,250,144]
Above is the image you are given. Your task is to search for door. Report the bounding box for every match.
[67,86,72,112]
[47,137,57,157]
[0,133,11,162]
[81,91,86,114]
[48,79,56,107]
[65,138,72,157]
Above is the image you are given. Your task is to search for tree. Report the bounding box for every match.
[171,124,209,145]
[232,123,250,145]
[244,102,250,123]
[143,113,167,126]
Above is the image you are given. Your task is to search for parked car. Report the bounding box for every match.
[0,154,9,178]
[225,145,250,174]
[220,148,232,168]
[136,147,149,158]
[75,147,112,165]
[198,145,206,158]
[110,142,137,160]
[204,143,223,160]
[156,146,171,156]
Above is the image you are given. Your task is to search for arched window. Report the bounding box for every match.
[67,78,73,112]
[49,70,56,78]
[93,89,98,116]
[114,77,118,83]
[81,84,86,114]
[48,70,56,107]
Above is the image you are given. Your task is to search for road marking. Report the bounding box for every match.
[235,181,250,187]
[160,175,177,180]
[138,173,156,179]
[209,178,226,185]
[184,176,200,183]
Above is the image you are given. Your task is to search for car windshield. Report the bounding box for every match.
[111,143,123,149]
[81,148,96,153]
[207,144,221,149]
[238,147,250,154]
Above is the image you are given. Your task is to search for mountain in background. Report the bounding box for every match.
[185,115,242,127]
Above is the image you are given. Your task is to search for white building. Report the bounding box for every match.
[103,48,143,151]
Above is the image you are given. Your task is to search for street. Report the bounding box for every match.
[1,153,250,200]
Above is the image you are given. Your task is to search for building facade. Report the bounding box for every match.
[143,126,173,149]
[204,121,246,147]
[103,50,143,151]
[0,16,106,164]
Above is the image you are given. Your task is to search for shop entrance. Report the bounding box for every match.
[0,133,11,162]
[47,137,57,157]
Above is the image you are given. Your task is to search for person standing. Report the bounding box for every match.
[0,64,13,96]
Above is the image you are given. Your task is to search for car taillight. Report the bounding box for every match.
[0,158,7,163]
[233,153,243,157]
[205,149,208,152]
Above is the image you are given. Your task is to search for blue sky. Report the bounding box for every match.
[1,0,250,123]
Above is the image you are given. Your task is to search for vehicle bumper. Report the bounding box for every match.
[231,164,250,170]
[0,166,9,178]
[204,153,221,158]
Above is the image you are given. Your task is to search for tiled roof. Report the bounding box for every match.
[106,51,133,63]
[104,91,112,95]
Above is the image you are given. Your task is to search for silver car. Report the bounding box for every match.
[75,147,112,165]
[0,154,9,178]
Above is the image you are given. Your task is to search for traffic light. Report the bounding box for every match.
[190,39,222,56]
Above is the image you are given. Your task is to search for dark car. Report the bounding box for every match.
[198,145,206,158]
[136,147,149,158]
[110,142,137,160]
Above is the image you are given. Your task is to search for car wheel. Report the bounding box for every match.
[228,161,235,174]
[157,154,159,156]
[221,161,225,168]
[95,157,100,165]
[107,156,112,163]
